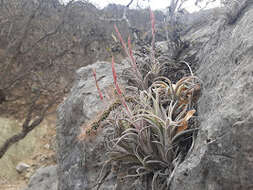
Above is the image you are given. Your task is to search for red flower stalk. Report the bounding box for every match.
[92,68,104,100]
[150,8,155,37]
[128,36,137,71]
[114,25,136,71]
[111,56,131,116]
[128,36,143,83]
[149,8,156,65]
[111,56,122,95]
[114,24,129,56]
[114,26,144,89]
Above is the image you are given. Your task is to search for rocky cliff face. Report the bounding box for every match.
[56,61,129,190]
[172,2,253,189]
[54,2,253,190]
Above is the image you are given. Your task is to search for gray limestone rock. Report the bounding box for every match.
[57,61,129,190]
[56,3,253,190]
[16,162,30,173]
[170,3,253,190]
[24,165,57,190]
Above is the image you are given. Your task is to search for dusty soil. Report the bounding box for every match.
[0,114,57,190]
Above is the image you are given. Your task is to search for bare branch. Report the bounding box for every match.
[0,93,55,159]
[126,0,134,8]
[99,0,138,40]
[0,0,77,158]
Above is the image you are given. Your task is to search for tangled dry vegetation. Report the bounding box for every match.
[79,9,201,190]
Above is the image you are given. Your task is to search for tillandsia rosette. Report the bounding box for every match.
[102,74,200,190]
[80,8,202,190]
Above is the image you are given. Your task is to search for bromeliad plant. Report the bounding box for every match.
[82,8,201,190]
[103,74,200,189]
